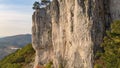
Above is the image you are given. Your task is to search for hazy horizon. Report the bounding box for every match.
[0,0,38,37]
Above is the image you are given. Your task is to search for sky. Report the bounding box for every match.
[0,0,39,37]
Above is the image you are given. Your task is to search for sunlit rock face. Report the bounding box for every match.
[32,0,120,68]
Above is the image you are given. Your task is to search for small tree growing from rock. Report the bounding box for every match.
[41,0,50,4]
[32,1,40,10]
[32,0,51,10]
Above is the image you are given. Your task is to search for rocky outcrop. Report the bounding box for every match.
[32,0,120,68]
[110,0,120,20]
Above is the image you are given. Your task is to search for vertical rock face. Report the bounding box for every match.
[32,0,120,68]
[110,0,120,20]
[32,9,53,67]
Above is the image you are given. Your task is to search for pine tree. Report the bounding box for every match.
[32,1,40,10]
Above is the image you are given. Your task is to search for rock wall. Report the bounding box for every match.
[110,0,120,20]
[32,8,53,67]
[32,0,120,68]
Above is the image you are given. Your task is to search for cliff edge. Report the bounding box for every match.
[32,0,120,68]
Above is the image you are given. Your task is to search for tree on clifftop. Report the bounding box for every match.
[32,1,40,10]
[32,0,51,10]
[41,0,50,4]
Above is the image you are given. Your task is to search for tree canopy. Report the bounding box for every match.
[32,0,51,10]
[32,1,40,10]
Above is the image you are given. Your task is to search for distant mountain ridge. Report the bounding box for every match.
[0,34,32,60]
[0,34,31,48]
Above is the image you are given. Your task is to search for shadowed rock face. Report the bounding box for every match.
[110,0,120,20]
[32,0,120,68]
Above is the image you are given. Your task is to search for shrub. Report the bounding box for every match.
[45,61,53,68]
[94,20,120,68]
[94,64,102,68]
[0,63,21,68]
[0,44,35,68]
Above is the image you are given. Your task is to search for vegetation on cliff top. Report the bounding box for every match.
[32,0,51,10]
[0,44,35,68]
[94,20,120,68]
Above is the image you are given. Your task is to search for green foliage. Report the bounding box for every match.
[0,63,21,68]
[94,20,120,68]
[111,20,120,34]
[94,64,102,68]
[45,61,53,68]
[32,1,40,10]
[32,0,51,10]
[41,0,50,4]
[0,44,35,68]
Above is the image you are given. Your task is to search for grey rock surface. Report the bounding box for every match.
[32,0,120,68]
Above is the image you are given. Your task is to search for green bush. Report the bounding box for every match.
[94,64,102,68]
[45,61,53,68]
[0,63,21,68]
[0,44,35,68]
[111,20,120,34]
[94,20,120,68]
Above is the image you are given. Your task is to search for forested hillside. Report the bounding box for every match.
[0,34,31,59]
[0,44,35,68]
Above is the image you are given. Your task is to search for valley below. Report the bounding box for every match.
[0,48,16,60]
[0,34,31,60]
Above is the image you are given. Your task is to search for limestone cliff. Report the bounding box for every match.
[32,0,120,68]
